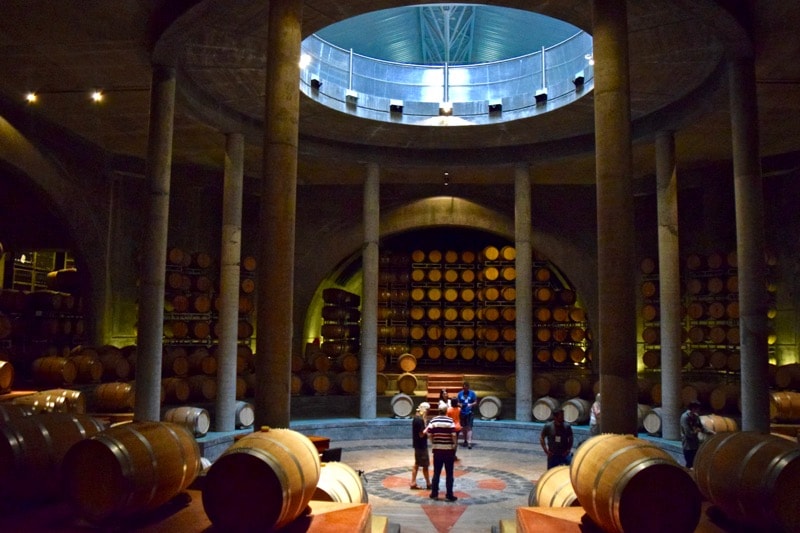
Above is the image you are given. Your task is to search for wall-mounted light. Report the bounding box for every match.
[488,99,502,114]
[573,70,585,88]
[310,76,322,90]
[535,88,548,105]
[345,89,358,106]
[439,102,453,116]
[389,99,404,114]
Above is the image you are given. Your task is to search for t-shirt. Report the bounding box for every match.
[446,406,462,431]
[425,414,457,451]
[680,410,703,450]
[541,420,573,455]
[457,389,477,415]
[412,414,427,449]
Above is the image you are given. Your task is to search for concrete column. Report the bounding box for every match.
[255,0,303,428]
[134,65,175,422]
[360,163,380,418]
[655,131,682,440]
[729,56,770,432]
[514,164,533,421]
[215,132,245,431]
[593,0,637,434]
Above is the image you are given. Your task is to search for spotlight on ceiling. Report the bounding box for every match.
[535,88,548,105]
[91,90,104,103]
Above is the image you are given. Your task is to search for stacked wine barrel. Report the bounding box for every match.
[163,248,215,343]
[307,288,361,395]
[639,250,747,373]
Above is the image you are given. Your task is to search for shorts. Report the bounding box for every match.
[414,448,430,468]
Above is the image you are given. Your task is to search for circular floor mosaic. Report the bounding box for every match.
[365,464,533,505]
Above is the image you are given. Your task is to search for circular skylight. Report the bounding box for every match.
[299,4,593,126]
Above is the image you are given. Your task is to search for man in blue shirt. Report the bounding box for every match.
[456,381,478,449]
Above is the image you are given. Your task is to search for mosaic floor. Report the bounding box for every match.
[340,438,547,533]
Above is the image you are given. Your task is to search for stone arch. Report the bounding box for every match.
[295,195,597,350]
[0,116,109,342]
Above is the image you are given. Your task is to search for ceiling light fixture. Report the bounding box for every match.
[25,92,37,103]
[443,172,450,186]
[91,90,104,102]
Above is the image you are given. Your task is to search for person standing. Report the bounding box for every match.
[680,400,707,468]
[589,393,601,436]
[446,398,463,460]
[457,381,478,449]
[438,389,450,411]
[410,402,431,490]
[424,408,459,502]
[540,407,574,469]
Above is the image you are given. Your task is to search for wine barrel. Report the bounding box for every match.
[13,388,86,414]
[390,393,415,418]
[709,383,740,413]
[0,403,34,423]
[396,372,418,395]
[163,406,211,437]
[63,421,201,524]
[570,434,701,533]
[32,356,77,387]
[0,359,14,392]
[562,397,591,424]
[305,371,333,395]
[642,407,663,436]
[162,377,190,403]
[233,401,255,428]
[533,465,580,507]
[335,371,359,394]
[532,374,555,397]
[397,352,417,373]
[92,382,135,412]
[313,461,368,504]
[478,396,502,420]
[774,363,800,389]
[0,413,106,502]
[694,432,800,532]
[699,414,738,434]
[769,390,800,422]
[532,396,560,422]
[322,288,360,307]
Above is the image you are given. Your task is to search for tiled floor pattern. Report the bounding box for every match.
[340,439,547,533]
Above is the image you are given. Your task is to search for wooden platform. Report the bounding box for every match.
[515,504,732,533]
[2,491,374,533]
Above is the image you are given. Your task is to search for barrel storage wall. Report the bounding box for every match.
[383,245,590,372]
[295,288,362,396]
[0,249,85,390]
[637,250,800,432]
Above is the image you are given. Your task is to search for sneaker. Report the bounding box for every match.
[446,495,458,502]
[429,493,439,500]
